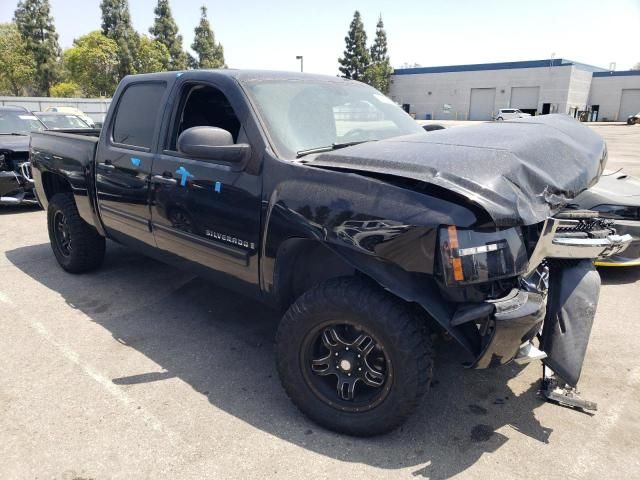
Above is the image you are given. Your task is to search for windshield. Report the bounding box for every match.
[37,114,89,129]
[244,79,423,159]
[0,111,45,135]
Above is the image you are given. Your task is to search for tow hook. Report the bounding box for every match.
[539,365,598,412]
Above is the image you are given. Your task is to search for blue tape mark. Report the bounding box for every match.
[214,181,222,193]
[175,166,194,186]
[130,157,141,167]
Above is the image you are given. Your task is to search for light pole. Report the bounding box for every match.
[296,55,304,72]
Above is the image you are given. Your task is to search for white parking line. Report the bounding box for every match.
[4,288,193,455]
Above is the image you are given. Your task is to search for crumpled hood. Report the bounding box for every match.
[307,115,606,226]
[0,135,30,153]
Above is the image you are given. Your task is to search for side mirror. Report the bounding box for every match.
[177,126,251,164]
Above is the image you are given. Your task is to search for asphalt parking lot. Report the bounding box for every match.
[1,124,640,480]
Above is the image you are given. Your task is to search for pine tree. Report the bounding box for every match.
[100,0,140,78]
[365,15,393,93]
[370,15,389,64]
[14,0,61,95]
[338,11,370,81]
[149,0,186,70]
[191,6,225,69]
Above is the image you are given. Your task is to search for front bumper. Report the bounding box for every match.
[471,288,545,369]
[466,214,632,370]
[593,220,640,267]
[526,215,632,274]
[0,162,37,205]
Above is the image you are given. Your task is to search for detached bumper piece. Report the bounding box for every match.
[541,259,600,387]
[526,213,632,274]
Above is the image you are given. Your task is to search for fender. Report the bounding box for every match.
[261,159,483,354]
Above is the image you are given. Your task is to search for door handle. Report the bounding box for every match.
[151,174,177,185]
[98,159,115,170]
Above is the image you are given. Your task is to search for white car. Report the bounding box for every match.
[44,106,95,128]
[494,108,531,121]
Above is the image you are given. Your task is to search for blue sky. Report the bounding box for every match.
[1,0,639,74]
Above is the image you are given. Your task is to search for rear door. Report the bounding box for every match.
[95,81,168,246]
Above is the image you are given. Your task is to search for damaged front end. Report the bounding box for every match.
[0,150,38,205]
[302,114,630,411]
[443,212,631,410]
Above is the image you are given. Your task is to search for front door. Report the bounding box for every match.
[95,81,168,246]
[149,81,262,286]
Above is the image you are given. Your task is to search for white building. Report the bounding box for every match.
[389,59,640,122]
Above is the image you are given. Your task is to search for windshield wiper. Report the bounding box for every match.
[296,140,371,158]
[0,132,28,136]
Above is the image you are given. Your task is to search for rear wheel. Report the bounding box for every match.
[47,193,105,273]
[276,277,433,436]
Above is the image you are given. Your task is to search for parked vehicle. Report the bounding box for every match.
[626,112,640,125]
[575,170,640,267]
[422,123,446,131]
[30,70,631,436]
[34,112,92,130]
[0,106,45,205]
[44,106,95,128]
[494,108,531,121]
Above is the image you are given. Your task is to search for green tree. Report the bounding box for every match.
[100,0,140,78]
[50,81,81,97]
[338,11,370,81]
[186,52,198,69]
[14,0,61,95]
[191,6,225,69]
[63,31,119,97]
[364,15,393,93]
[0,23,36,95]
[149,0,186,70]
[136,35,170,73]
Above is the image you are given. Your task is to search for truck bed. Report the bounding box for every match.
[30,130,101,229]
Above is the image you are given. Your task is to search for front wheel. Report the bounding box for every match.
[47,192,105,273]
[276,277,433,436]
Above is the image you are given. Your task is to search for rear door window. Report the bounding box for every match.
[112,82,166,149]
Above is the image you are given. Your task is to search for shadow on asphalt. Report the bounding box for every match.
[599,266,640,285]
[6,242,554,479]
[0,205,41,215]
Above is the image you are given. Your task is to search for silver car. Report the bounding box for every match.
[575,170,640,267]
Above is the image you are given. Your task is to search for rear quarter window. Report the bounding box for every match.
[112,82,166,149]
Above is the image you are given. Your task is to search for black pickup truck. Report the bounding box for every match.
[31,70,631,436]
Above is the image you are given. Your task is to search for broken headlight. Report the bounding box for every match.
[439,226,528,285]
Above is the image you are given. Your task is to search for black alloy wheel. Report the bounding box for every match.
[53,210,72,256]
[302,322,392,412]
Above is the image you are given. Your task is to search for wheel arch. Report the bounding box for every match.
[40,170,72,202]
[39,170,104,236]
[272,236,474,353]
[273,238,356,311]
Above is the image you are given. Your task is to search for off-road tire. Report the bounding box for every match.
[47,192,105,273]
[275,277,434,436]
